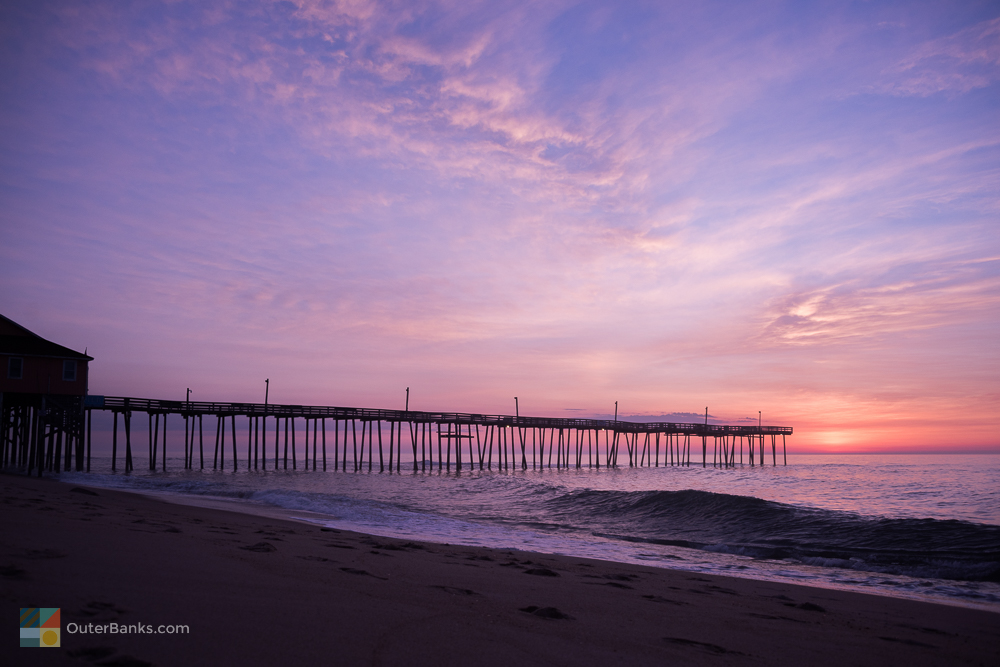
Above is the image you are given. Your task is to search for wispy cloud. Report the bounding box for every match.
[759,257,1000,344]
[876,16,1000,96]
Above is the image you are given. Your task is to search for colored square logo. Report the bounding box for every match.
[20,608,59,647]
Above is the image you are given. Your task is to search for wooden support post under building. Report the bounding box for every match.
[43,417,53,475]
[39,414,50,475]
[54,428,62,473]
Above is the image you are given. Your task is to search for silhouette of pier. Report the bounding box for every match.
[2,395,791,474]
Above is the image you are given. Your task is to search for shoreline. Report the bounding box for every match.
[3,472,999,665]
[97,481,1000,614]
[52,459,1000,613]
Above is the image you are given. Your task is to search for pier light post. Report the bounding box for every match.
[405,387,409,412]
[264,379,269,409]
[515,397,519,418]
[186,388,191,405]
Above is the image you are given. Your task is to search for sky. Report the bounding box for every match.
[1,0,998,452]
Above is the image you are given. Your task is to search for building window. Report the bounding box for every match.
[7,357,23,379]
[62,360,77,382]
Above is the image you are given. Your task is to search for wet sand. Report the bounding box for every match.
[2,473,998,666]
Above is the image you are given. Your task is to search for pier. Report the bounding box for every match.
[1,395,791,475]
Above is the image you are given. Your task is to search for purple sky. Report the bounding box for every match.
[2,1,998,451]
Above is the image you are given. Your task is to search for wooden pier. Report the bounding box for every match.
[1,395,792,475]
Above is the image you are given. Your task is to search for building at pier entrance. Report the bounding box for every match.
[1,314,93,472]
[1,314,92,397]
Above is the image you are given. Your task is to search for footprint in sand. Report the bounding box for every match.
[340,567,388,580]
[663,637,744,655]
[519,606,574,620]
[523,568,559,577]
[430,585,478,596]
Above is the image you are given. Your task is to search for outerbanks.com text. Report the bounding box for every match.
[66,622,190,635]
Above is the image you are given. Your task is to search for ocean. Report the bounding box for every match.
[57,453,1000,611]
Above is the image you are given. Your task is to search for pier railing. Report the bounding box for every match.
[89,396,793,437]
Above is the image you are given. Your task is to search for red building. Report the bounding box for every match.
[1,315,93,472]
[1,314,92,396]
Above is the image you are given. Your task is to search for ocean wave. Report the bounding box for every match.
[63,468,1000,585]
[541,489,1000,582]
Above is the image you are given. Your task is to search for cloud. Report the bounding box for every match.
[31,1,824,236]
[876,16,1000,96]
[758,256,1000,345]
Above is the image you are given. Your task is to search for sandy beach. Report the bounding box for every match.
[2,472,997,667]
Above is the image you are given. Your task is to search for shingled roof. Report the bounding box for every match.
[0,314,93,361]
